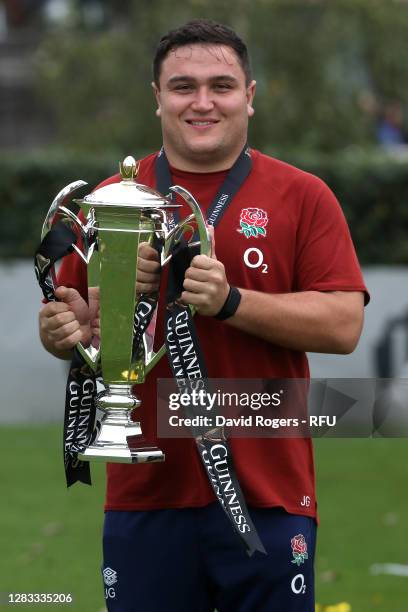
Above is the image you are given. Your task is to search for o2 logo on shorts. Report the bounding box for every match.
[243,248,268,273]
[291,573,307,595]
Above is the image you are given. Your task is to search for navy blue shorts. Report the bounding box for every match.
[102,503,316,612]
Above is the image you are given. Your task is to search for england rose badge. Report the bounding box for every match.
[291,534,308,566]
[238,207,268,238]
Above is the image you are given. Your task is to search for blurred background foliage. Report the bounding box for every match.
[2,148,408,263]
[32,0,408,153]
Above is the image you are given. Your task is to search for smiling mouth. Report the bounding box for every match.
[186,120,220,127]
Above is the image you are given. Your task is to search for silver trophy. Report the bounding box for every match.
[41,156,210,463]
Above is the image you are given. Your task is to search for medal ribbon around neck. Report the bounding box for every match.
[157,147,266,556]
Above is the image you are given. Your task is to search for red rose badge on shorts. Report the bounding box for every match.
[238,208,268,238]
[291,534,308,566]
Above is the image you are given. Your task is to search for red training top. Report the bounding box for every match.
[57,149,368,518]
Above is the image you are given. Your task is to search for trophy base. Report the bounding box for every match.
[77,414,165,464]
[78,444,165,464]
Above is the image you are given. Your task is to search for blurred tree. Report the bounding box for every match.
[33,0,408,154]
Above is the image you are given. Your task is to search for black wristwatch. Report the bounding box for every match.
[215,287,242,321]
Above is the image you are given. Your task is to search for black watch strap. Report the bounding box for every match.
[215,287,242,321]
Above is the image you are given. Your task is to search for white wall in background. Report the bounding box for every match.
[1,263,407,423]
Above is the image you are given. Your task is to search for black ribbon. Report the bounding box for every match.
[156,144,252,227]
[157,147,266,555]
[131,294,159,363]
[35,224,98,486]
[34,221,77,302]
[63,348,100,486]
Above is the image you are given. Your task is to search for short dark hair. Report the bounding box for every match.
[153,19,252,86]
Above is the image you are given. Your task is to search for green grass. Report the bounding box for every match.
[0,425,106,611]
[0,428,407,611]
[314,438,408,612]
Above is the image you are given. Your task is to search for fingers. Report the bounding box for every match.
[138,257,161,273]
[40,286,91,352]
[41,320,84,351]
[88,286,100,300]
[185,258,226,282]
[136,272,160,292]
[52,328,83,351]
[136,265,160,292]
[88,287,100,322]
[40,299,70,320]
[180,285,228,315]
[55,285,84,305]
[185,266,221,284]
[138,242,160,265]
[182,257,229,316]
[136,280,160,294]
[90,317,100,338]
[191,254,215,270]
[54,285,91,327]
[89,288,100,336]
[39,302,83,351]
[137,242,160,293]
[49,319,82,343]
[41,305,77,331]
[136,268,160,291]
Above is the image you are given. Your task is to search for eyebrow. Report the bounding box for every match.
[167,75,239,86]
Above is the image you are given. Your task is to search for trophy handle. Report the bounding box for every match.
[162,185,211,262]
[41,180,101,372]
[41,180,88,241]
[145,185,211,375]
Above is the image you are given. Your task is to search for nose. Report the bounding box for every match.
[190,87,215,112]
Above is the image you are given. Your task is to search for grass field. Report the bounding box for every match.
[314,438,408,612]
[0,426,407,611]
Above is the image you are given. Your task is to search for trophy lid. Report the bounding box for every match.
[76,156,178,209]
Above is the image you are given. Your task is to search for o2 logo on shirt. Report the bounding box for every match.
[243,248,268,273]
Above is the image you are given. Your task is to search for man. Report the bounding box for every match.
[39,19,367,612]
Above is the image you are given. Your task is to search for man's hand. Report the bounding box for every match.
[136,242,160,294]
[39,240,160,359]
[181,229,230,316]
[39,286,98,359]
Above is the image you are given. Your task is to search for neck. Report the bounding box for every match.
[163,142,247,173]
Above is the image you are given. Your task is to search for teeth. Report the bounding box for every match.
[190,121,213,126]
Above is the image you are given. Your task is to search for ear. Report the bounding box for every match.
[152,81,161,117]
[246,80,256,118]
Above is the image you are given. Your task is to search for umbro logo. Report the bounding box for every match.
[103,567,118,587]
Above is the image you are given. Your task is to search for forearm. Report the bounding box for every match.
[227,289,364,354]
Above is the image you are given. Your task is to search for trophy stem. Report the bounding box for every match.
[78,385,165,464]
